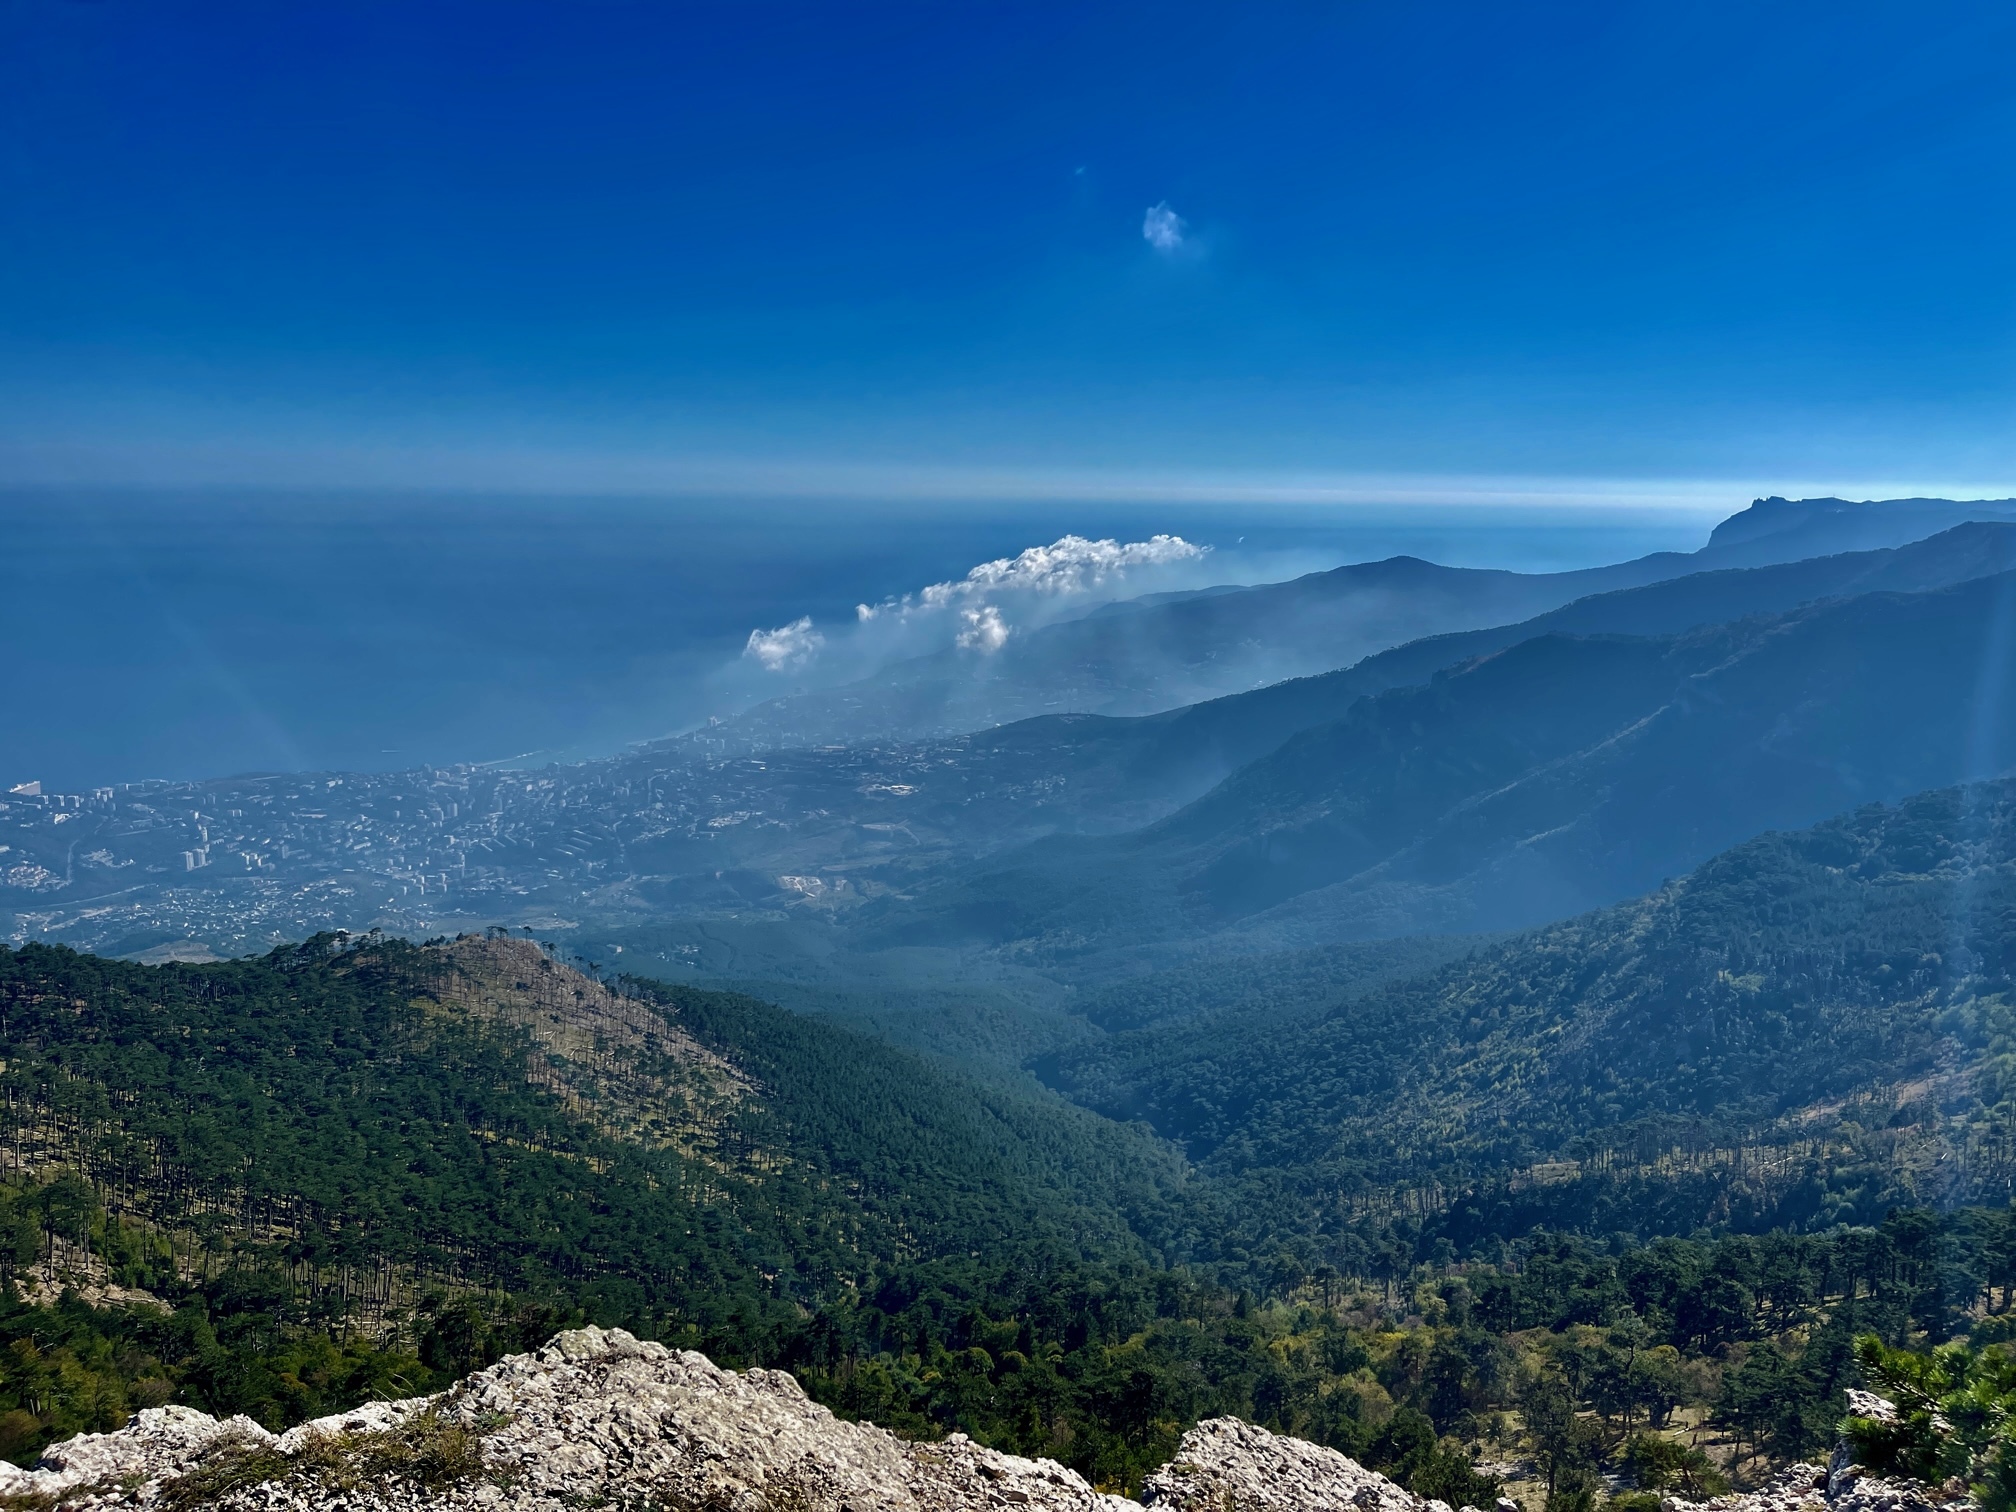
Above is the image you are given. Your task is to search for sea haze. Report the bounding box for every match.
[1,489,1715,790]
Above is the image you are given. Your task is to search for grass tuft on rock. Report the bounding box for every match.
[158,1408,499,1509]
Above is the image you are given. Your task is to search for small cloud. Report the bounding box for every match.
[860,534,1206,623]
[1143,201,1186,253]
[955,605,1012,654]
[743,616,824,672]
[762,533,1205,677]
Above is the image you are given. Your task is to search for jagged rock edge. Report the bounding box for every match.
[0,1328,1958,1512]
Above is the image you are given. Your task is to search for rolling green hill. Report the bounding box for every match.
[0,934,1189,1326]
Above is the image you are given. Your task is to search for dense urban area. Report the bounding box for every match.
[0,730,1015,957]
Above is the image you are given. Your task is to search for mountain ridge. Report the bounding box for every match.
[17,501,2016,968]
[864,564,2016,961]
[688,496,2016,754]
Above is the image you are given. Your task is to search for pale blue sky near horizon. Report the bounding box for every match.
[6,1,2016,496]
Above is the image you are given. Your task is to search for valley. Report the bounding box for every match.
[8,495,2016,1501]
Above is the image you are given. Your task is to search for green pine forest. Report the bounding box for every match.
[9,781,2016,1496]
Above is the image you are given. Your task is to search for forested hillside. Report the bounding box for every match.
[1045,779,2016,1248]
[16,508,2016,1493]
[14,801,2016,1494]
[4,1174,2015,1500]
[1069,934,1489,1032]
[0,935,1187,1327]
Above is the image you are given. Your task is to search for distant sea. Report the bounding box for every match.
[1,489,1719,790]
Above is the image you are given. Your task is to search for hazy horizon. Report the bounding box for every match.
[2,487,1731,791]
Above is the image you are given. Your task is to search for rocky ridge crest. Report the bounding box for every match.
[0,1327,1484,1511]
[0,1328,1957,1512]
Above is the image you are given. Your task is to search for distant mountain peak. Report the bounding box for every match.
[1708,494,2016,550]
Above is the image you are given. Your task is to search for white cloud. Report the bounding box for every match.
[1143,201,1186,253]
[860,534,1206,623]
[955,604,1012,653]
[743,616,824,672]
[851,533,1206,659]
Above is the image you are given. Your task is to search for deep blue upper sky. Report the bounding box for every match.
[5,1,2016,494]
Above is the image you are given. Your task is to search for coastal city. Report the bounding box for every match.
[0,721,1118,960]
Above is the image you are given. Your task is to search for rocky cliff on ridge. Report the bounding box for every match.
[0,1326,1487,1510]
[0,1326,1957,1512]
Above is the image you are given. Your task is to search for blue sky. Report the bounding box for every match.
[6,1,2016,498]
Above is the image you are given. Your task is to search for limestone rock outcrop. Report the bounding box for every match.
[1660,1390,1964,1512]
[1661,1460,1953,1512]
[0,1332,1962,1512]
[0,1326,1417,1511]
[1141,1416,1460,1512]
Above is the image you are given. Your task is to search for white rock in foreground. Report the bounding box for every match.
[1143,1416,1457,1512]
[0,1331,1967,1512]
[0,1325,1439,1511]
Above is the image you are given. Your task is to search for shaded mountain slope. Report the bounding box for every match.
[664,519,2016,912]
[22,518,2016,969]
[706,519,2016,889]
[1068,933,1490,1032]
[868,566,2016,959]
[700,496,2016,752]
[1023,518,2016,817]
[702,553,1662,753]
[1705,492,2016,556]
[1041,779,2016,1227]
